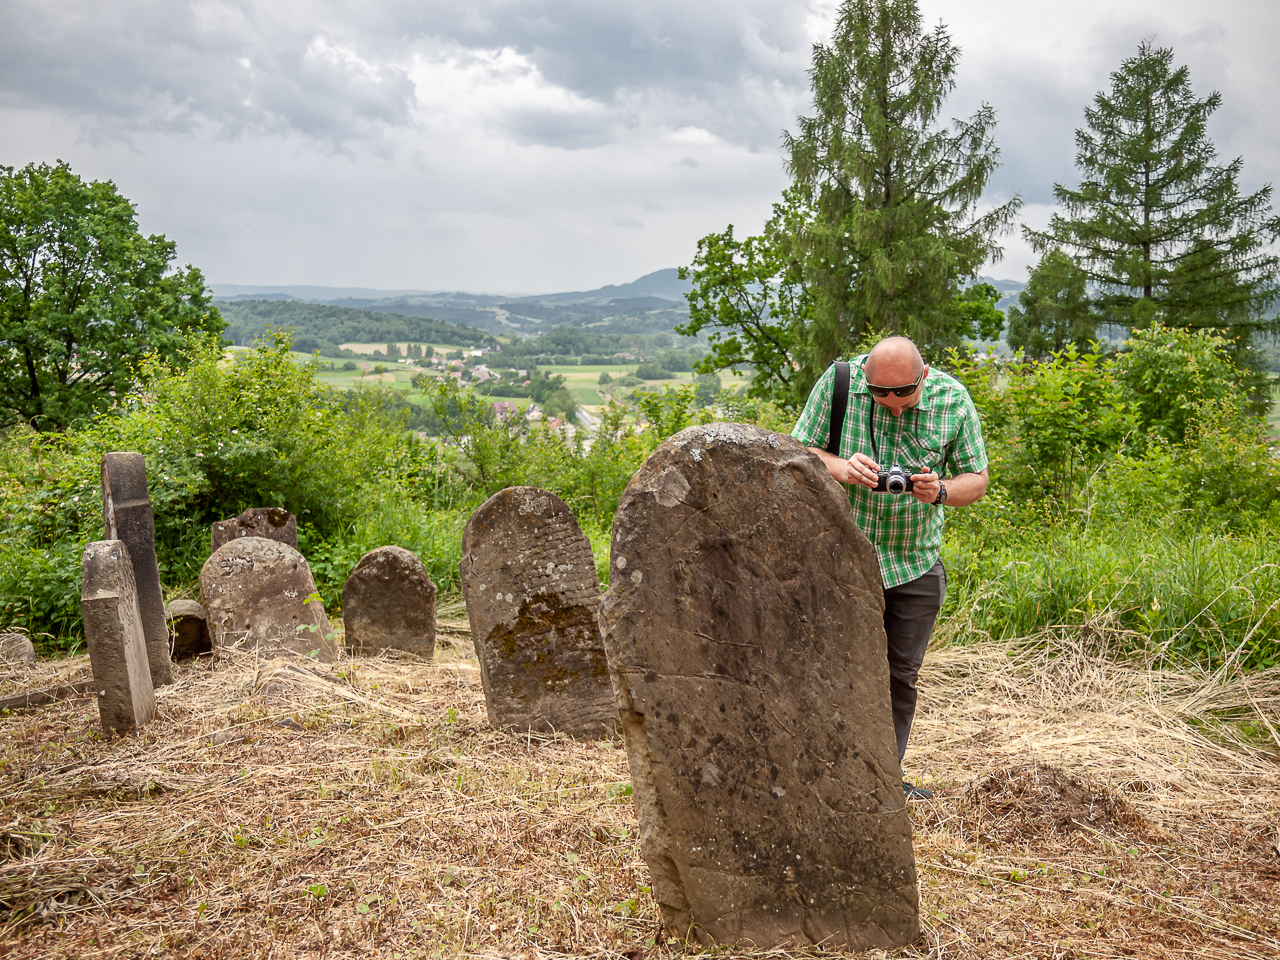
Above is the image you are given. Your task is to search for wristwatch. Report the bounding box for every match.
[933,483,947,506]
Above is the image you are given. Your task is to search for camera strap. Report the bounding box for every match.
[825,361,850,455]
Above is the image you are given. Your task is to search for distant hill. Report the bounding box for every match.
[215,300,497,351]
[530,268,691,303]
[212,269,698,339]
[210,270,1026,346]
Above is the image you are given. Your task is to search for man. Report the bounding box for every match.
[792,337,988,800]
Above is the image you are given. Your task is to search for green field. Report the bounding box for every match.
[295,351,752,414]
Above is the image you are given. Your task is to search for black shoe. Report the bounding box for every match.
[903,781,935,800]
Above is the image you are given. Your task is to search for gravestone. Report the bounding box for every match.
[101,452,172,685]
[81,541,156,734]
[200,537,336,662]
[166,599,213,660]
[342,546,437,658]
[0,632,37,663]
[211,507,297,553]
[599,423,918,950]
[459,486,615,738]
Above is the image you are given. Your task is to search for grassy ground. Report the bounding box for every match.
[1,605,1278,959]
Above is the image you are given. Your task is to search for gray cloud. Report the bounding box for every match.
[0,0,815,150]
[1,0,1274,290]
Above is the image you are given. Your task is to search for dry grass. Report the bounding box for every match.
[0,605,1277,960]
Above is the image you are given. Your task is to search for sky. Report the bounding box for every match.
[2,0,1277,293]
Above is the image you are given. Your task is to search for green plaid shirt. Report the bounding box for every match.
[792,355,988,588]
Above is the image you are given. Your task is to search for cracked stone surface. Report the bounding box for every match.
[343,545,437,658]
[460,486,616,738]
[200,537,336,662]
[600,423,918,950]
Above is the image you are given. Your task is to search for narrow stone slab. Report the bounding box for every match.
[101,452,171,685]
[166,599,213,660]
[342,546,437,657]
[459,486,615,738]
[81,541,157,735]
[211,507,297,553]
[200,538,336,662]
[600,423,918,950]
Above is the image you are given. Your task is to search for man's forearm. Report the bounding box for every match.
[941,469,988,507]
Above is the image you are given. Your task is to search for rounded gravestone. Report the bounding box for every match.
[0,632,37,663]
[342,546,437,657]
[600,423,918,950]
[459,486,616,738]
[200,538,336,662]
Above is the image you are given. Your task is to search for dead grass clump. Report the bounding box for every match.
[0,607,1277,958]
[948,762,1148,846]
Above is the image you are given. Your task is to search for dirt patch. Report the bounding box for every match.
[949,761,1149,845]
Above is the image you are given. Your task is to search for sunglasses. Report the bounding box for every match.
[864,366,924,398]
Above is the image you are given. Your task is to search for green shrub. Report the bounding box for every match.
[634,362,670,380]
[1114,324,1245,446]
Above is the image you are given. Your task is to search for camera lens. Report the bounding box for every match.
[887,476,906,494]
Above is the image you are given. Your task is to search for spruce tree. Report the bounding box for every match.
[784,0,1019,380]
[1028,42,1280,333]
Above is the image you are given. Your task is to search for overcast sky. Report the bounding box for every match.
[2,0,1277,293]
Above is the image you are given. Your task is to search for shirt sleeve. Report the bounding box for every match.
[790,365,836,449]
[945,387,988,476]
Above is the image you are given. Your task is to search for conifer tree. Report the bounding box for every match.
[680,0,1018,405]
[1028,42,1280,333]
[784,0,1019,380]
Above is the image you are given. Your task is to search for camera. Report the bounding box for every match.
[873,463,914,494]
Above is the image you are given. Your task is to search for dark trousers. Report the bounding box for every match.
[884,560,946,763]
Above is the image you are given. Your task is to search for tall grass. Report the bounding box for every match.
[302,499,472,612]
[943,522,1280,670]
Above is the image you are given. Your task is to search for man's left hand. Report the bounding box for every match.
[910,467,941,505]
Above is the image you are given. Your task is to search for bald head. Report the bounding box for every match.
[864,337,923,385]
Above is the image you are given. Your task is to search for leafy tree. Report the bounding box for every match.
[0,161,224,430]
[677,217,811,407]
[634,362,671,381]
[783,0,1019,374]
[1027,42,1280,334]
[1006,251,1098,359]
[693,372,722,407]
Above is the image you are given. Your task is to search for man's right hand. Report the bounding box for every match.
[842,452,882,488]
[807,446,881,488]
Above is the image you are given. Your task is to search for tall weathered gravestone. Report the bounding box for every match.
[343,546,437,658]
[200,537,336,662]
[460,486,615,738]
[81,541,157,734]
[600,423,918,950]
[211,507,297,553]
[101,452,172,685]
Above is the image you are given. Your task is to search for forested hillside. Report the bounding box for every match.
[216,299,498,352]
